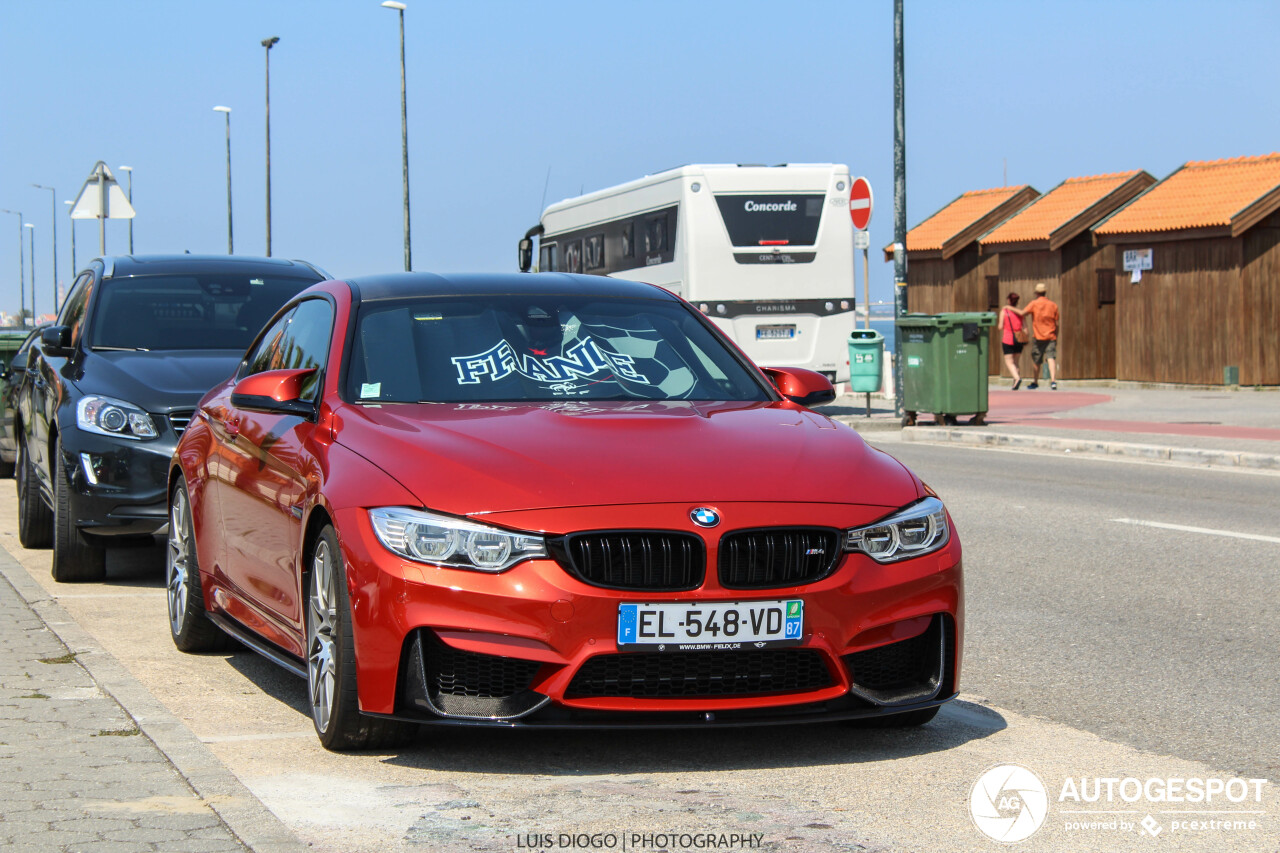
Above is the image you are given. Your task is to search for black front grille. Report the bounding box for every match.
[567,648,833,698]
[429,637,541,699]
[842,615,947,705]
[718,528,841,589]
[401,632,546,719]
[551,531,704,591]
[169,410,194,437]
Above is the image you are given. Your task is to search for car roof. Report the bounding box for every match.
[96,255,328,280]
[345,271,678,303]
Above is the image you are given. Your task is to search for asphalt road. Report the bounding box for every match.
[3,442,1279,852]
[878,440,1280,780]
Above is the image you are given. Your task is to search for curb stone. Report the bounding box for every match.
[900,427,1280,472]
[0,546,309,853]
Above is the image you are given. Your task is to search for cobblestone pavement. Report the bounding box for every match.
[0,569,248,853]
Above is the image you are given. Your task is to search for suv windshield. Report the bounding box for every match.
[88,274,319,351]
[347,295,769,403]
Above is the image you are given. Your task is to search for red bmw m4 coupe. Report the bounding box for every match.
[167,272,962,751]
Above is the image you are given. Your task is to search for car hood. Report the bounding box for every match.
[71,350,242,413]
[335,400,920,516]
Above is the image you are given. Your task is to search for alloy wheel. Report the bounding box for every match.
[308,539,338,734]
[166,488,190,636]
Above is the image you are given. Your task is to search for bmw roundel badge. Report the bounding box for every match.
[690,507,720,528]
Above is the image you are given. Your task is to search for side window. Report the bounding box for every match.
[59,272,95,347]
[539,243,558,272]
[276,299,334,401]
[242,308,295,379]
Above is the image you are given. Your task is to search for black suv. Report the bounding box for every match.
[16,255,328,581]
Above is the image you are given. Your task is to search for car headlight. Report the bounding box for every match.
[76,395,159,440]
[369,507,547,572]
[845,496,950,563]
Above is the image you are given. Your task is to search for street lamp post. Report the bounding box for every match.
[0,209,24,326]
[64,200,75,275]
[382,1,411,271]
[213,106,234,254]
[262,36,280,257]
[118,167,134,254]
[24,223,35,324]
[32,184,58,312]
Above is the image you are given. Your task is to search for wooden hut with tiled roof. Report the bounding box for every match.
[1093,153,1280,385]
[978,170,1157,379]
[885,185,1040,315]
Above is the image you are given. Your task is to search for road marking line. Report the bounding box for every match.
[1112,518,1280,544]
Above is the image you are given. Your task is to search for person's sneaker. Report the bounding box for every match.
[1051,381,1058,390]
[1012,379,1022,391]
[1027,382,1039,389]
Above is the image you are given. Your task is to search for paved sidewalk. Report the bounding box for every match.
[825,381,1280,471]
[0,567,248,852]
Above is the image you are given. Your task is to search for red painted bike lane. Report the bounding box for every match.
[986,391,1280,442]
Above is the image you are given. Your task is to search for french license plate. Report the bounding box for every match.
[617,600,803,651]
[756,324,796,340]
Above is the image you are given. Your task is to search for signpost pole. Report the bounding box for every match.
[892,0,908,421]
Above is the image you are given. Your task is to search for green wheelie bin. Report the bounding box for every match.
[894,312,996,426]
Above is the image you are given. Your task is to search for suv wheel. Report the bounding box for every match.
[51,440,106,582]
[16,439,53,549]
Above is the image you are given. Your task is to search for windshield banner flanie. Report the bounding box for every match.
[452,337,650,387]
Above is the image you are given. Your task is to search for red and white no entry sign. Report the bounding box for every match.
[849,176,873,231]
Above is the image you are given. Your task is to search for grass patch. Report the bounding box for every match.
[93,728,140,737]
[38,653,77,665]
[20,692,49,700]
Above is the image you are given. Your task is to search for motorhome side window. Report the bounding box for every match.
[585,234,605,270]
[564,240,583,274]
[621,222,634,258]
[539,243,557,272]
[645,215,668,254]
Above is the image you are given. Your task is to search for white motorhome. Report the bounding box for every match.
[519,164,857,382]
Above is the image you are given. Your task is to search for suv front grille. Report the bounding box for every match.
[718,528,841,589]
[169,410,195,437]
[551,531,704,591]
[567,648,832,698]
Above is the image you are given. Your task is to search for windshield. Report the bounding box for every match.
[88,274,320,351]
[347,294,770,403]
[714,194,825,247]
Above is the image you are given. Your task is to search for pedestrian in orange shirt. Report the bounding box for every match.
[1024,283,1060,390]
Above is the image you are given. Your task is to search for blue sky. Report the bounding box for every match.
[3,0,1279,318]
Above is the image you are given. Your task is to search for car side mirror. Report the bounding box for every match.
[41,326,73,358]
[230,368,318,419]
[761,366,837,407]
[518,237,534,273]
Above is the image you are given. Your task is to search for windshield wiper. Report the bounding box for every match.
[92,346,151,352]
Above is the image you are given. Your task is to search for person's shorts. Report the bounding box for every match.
[1001,341,1024,355]
[1031,338,1057,363]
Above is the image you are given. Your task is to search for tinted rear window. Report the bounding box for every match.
[89,274,320,351]
[714,194,825,247]
[347,294,768,403]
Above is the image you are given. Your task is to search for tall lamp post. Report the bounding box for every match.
[261,36,280,257]
[31,184,58,312]
[382,1,411,271]
[64,200,75,275]
[118,167,134,254]
[24,223,35,324]
[213,106,234,254]
[0,209,24,326]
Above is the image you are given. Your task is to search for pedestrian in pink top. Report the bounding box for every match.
[999,292,1029,390]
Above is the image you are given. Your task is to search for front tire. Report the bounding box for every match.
[51,441,106,582]
[16,439,53,549]
[167,482,231,652]
[307,524,415,752]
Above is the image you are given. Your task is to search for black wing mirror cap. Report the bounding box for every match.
[40,326,73,358]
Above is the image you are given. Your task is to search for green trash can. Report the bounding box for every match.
[847,329,884,394]
[895,312,996,426]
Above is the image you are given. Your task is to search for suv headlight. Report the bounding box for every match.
[845,496,950,563]
[369,507,547,572]
[76,395,159,440]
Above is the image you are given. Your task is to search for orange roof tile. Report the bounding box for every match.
[906,186,1032,253]
[981,171,1146,247]
[1095,153,1280,236]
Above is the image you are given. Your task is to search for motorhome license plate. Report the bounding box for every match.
[756,324,796,340]
[617,600,803,651]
